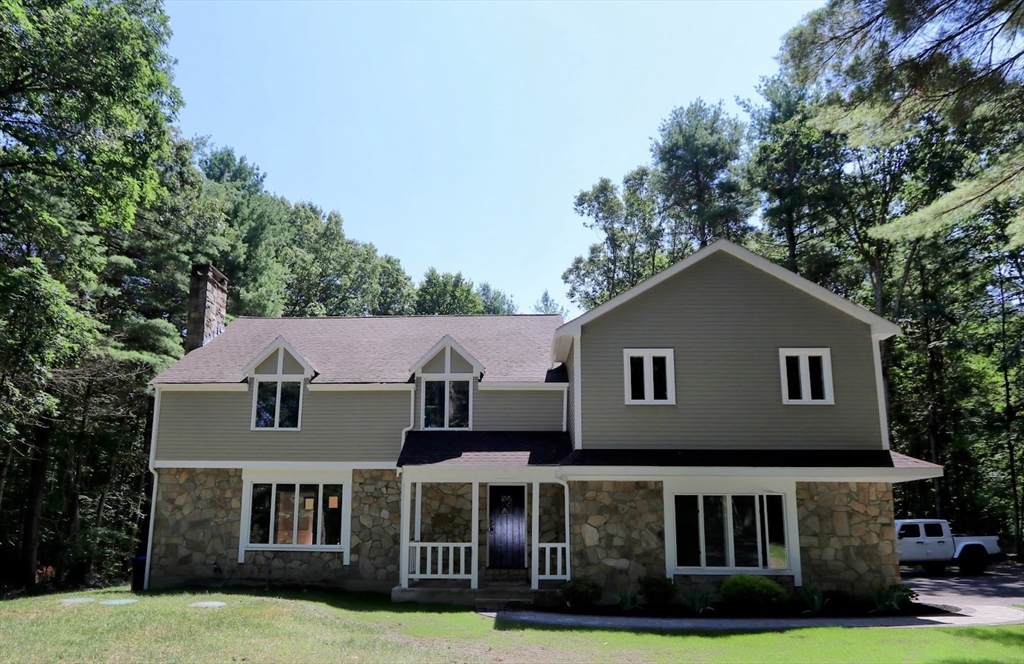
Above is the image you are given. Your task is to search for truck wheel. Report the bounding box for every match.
[957,547,989,576]
[922,563,946,575]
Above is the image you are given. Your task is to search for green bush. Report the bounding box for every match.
[638,576,677,608]
[720,575,788,612]
[798,585,827,615]
[871,584,918,614]
[617,590,642,612]
[561,579,602,610]
[680,584,715,615]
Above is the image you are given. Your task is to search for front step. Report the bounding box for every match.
[391,585,560,608]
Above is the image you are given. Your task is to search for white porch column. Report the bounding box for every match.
[560,479,571,580]
[399,473,412,589]
[471,481,479,589]
[531,482,541,589]
[414,482,422,542]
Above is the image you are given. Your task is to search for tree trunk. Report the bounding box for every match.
[20,422,53,588]
[998,267,1021,554]
[0,439,13,511]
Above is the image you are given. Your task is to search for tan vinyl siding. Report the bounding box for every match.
[422,352,446,374]
[580,251,883,449]
[473,389,563,431]
[254,355,276,374]
[412,378,562,431]
[281,349,304,374]
[450,349,473,373]
[155,386,408,462]
[565,340,576,445]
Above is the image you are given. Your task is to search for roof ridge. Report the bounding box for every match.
[232,314,564,320]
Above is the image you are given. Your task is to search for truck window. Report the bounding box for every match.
[923,523,944,537]
[898,523,921,538]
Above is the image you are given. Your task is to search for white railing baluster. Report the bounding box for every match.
[534,543,570,582]
[407,542,474,581]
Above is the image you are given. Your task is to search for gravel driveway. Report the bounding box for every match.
[903,564,1024,608]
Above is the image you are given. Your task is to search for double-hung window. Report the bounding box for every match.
[623,349,675,405]
[673,493,789,570]
[779,348,833,405]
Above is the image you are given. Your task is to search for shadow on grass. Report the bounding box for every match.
[947,626,1024,649]
[491,616,808,637]
[143,585,472,616]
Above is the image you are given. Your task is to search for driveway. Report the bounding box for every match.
[903,564,1024,608]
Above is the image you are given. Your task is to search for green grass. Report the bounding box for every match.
[0,586,1021,663]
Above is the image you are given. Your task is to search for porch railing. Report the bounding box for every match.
[537,543,570,580]
[408,542,474,580]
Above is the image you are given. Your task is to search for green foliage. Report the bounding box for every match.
[476,283,517,315]
[617,590,642,612]
[560,579,602,610]
[679,584,715,615]
[414,269,485,315]
[871,584,919,614]
[532,290,568,317]
[720,575,789,611]
[638,576,677,609]
[798,585,827,615]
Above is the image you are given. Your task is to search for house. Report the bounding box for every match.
[144,241,943,602]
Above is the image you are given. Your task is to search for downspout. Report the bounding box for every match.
[400,383,415,449]
[143,386,162,591]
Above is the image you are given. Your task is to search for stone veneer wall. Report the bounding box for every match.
[796,481,900,595]
[148,468,400,591]
[569,480,665,596]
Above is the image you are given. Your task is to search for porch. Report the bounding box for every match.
[397,476,571,591]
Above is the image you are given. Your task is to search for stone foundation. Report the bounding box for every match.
[796,481,900,595]
[148,468,400,591]
[569,480,665,597]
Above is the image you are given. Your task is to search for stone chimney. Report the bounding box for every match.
[184,264,228,353]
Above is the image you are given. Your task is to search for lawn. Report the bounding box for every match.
[0,587,1021,664]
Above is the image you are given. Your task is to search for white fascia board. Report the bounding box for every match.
[558,465,943,483]
[240,335,317,378]
[154,460,397,470]
[307,383,414,392]
[552,240,900,360]
[477,382,567,391]
[409,334,485,375]
[154,383,249,392]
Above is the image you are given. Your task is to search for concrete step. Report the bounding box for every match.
[474,597,535,612]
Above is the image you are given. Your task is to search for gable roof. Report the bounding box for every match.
[553,240,900,360]
[409,335,485,375]
[152,315,563,385]
[240,335,317,377]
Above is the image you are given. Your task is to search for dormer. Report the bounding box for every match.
[242,336,316,431]
[410,336,483,430]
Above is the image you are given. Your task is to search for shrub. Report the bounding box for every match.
[798,585,827,615]
[871,584,918,614]
[638,576,677,608]
[720,575,788,612]
[561,579,602,610]
[680,584,714,615]
[618,590,642,612]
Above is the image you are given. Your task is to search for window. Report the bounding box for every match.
[423,379,470,429]
[923,523,944,538]
[898,523,921,538]
[673,493,788,570]
[779,348,833,405]
[623,349,676,405]
[249,346,306,430]
[247,482,346,548]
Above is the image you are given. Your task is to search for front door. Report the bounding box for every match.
[488,485,526,568]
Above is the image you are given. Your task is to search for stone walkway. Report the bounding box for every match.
[494,604,1024,631]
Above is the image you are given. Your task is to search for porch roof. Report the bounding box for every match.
[399,431,572,467]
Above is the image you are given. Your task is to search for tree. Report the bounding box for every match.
[414,269,484,315]
[781,0,1024,246]
[477,283,517,315]
[532,290,568,318]
[652,99,753,252]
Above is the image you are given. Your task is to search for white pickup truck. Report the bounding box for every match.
[896,519,1003,575]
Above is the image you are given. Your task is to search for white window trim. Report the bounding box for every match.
[622,349,676,405]
[238,468,353,565]
[778,348,834,405]
[419,346,474,430]
[669,491,792,575]
[250,348,305,431]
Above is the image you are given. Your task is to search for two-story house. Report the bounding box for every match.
[144,240,942,602]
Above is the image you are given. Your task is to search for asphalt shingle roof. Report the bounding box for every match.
[152,315,564,385]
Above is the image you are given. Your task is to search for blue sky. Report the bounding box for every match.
[165,1,821,315]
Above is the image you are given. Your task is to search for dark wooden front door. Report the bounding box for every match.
[488,485,526,568]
